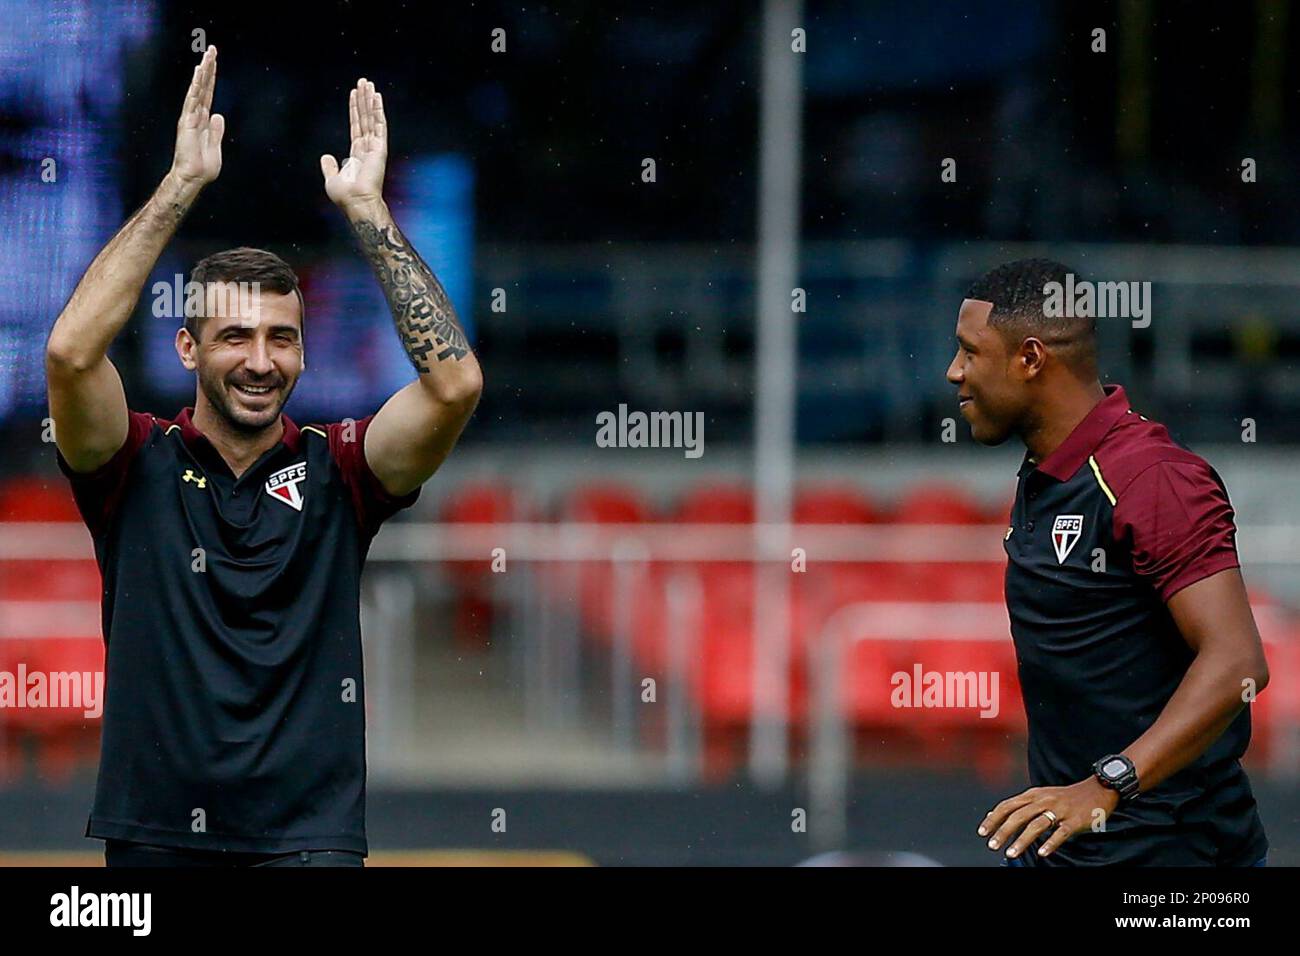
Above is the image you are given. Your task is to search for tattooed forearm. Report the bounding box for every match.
[353,219,470,373]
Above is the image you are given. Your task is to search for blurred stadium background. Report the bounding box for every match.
[2,0,1299,865]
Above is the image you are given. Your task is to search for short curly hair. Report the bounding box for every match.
[186,247,304,343]
[966,257,1096,372]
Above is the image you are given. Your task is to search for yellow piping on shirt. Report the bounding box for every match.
[1089,455,1117,506]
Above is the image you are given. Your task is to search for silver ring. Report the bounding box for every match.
[1041,810,1059,826]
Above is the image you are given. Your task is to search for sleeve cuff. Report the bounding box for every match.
[1159,553,1241,603]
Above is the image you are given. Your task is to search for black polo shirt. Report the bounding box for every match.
[56,406,418,854]
[1004,384,1267,866]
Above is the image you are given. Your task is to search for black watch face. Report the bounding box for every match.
[1101,758,1128,779]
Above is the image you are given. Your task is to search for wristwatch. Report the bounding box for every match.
[1093,754,1140,801]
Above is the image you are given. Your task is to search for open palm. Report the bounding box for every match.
[321,78,387,209]
[172,46,224,186]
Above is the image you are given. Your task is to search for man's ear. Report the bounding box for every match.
[175,327,199,371]
[1018,336,1048,380]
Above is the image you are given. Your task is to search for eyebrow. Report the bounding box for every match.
[219,324,300,336]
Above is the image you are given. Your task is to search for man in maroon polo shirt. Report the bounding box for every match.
[947,258,1270,866]
[45,49,482,865]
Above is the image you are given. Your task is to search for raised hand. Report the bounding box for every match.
[320,78,388,211]
[171,46,224,187]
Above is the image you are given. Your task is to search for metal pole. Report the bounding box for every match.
[809,613,848,851]
[518,562,534,730]
[611,537,649,749]
[394,574,418,755]
[360,581,390,773]
[750,0,804,786]
[666,568,704,783]
[560,537,583,728]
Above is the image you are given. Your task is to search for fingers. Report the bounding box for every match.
[358,78,374,138]
[200,46,218,114]
[320,154,339,181]
[1036,821,1074,858]
[350,78,385,143]
[373,90,386,143]
[349,88,361,149]
[356,78,368,138]
[183,64,201,116]
[345,77,385,161]
[181,46,216,122]
[208,113,225,150]
[978,790,1035,838]
[1004,813,1055,860]
[988,802,1043,852]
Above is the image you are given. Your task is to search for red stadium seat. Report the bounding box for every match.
[561,483,653,643]
[793,485,880,524]
[618,481,754,676]
[0,634,104,783]
[438,482,523,649]
[440,481,519,527]
[670,482,754,524]
[820,563,913,603]
[0,560,101,602]
[629,562,814,731]
[0,478,104,779]
[840,640,901,723]
[898,561,1005,602]
[565,483,652,525]
[834,630,1023,778]
[666,484,755,605]
[0,477,81,522]
[891,483,986,525]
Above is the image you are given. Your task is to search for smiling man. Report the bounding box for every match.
[45,47,481,866]
[946,257,1269,866]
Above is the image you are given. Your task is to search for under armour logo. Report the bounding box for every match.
[182,469,207,489]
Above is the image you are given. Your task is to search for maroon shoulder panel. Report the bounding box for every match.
[321,414,421,539]
[1101,416,1240,602]
[56,410,158,537]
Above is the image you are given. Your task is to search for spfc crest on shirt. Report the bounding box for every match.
[265,462,307,511]
[1051,514,1083,564]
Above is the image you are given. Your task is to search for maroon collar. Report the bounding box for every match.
[1035,384,1131,481]
[172,407,302,455]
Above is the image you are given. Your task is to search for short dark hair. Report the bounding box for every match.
[186,247,304,342]
[965,257,1096,373]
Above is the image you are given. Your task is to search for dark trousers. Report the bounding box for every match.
[104,839,365,867]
